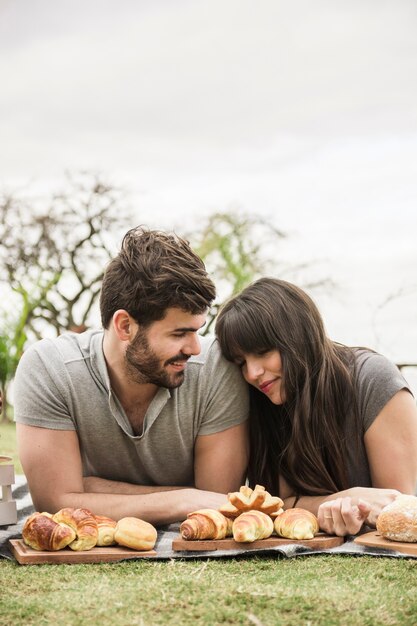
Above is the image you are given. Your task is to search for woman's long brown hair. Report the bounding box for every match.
[216,277,361,497]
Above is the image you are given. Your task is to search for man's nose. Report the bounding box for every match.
[183,334,201,356]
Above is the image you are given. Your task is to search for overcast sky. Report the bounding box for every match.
[1,0,416,382]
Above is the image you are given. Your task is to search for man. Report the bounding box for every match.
[14,227,249,525]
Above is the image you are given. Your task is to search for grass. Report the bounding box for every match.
[1,556,417,625]
[1,421,417,625]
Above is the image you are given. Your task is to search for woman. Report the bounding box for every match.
[215,277,417,536]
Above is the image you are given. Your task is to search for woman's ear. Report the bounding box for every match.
[112,310,138,342]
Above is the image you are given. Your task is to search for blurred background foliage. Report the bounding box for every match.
[0,174,330,421]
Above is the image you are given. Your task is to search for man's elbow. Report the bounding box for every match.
[30,489,84,514]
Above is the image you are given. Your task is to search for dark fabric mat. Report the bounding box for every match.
[1,477,415,562]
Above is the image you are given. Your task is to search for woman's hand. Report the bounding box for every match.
[318,497,371,536]
[318,488,401,536]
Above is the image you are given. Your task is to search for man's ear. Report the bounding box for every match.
[112,310,138,341]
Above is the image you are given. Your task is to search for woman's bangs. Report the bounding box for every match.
[217,306,271,363]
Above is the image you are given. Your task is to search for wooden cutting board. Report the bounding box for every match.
[172,532,344,552]
[9,539,157,565]
[354,531,417,556]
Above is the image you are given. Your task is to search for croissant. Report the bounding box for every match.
[94,515,117,546]
[274,508,319,540]
[22,512,76,551]
[52,507,99,551]
[232,510,274,543]
[114,517,157,551]
[219,484,284,519]
[376,495,417,542]
[180,509,233,540]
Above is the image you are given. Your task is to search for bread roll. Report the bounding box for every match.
[232,510,274,543]
[94,515,117,546]
[114,517,157,551]
[274,508,319,540]
[22,512,76,551]
[376,494,417,542]
[52,507,98,551]
[180,509,232,540]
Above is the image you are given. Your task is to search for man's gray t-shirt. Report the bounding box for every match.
[13,330,249,486]
[346,349,412,487]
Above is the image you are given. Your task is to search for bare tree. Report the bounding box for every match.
[371,285,417,371]
[0,190,331,420]
[0,173,132,340]
[0,174,132,420]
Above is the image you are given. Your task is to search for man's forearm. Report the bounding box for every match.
[55,489,195,525]
[32,486,229,526]
[83,476,190,495]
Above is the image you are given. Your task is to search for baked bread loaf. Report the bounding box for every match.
[52,507,99,551]
[114,517,157,551]
[219,484,284,519]
[232,510,274,543]
[274,508,319,540]
[180,509,233,540]
[376,494,417,542]
[94,515,117,546]
[22,512,76,551]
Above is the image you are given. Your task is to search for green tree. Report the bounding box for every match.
[0,325,23,422]
[188,211,330,334]
[0,335,10,420]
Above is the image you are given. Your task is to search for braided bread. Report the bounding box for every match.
[219,484,284,518]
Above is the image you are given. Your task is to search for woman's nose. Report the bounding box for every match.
[244,357,264,382]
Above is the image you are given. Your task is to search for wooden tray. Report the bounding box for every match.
[9,539,157,565]
[172,532,344,552]
[354,531,417,556]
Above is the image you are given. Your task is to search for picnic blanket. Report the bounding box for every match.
[1,477,415,562]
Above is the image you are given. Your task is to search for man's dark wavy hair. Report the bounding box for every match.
[100,226,216,328]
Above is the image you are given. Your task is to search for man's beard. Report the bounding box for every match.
[125,328,188,389]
